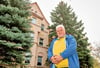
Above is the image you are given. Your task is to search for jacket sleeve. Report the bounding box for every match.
[60,35,77,59]
[48,39,55,60]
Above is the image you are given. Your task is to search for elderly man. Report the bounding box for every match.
[48,25,80,68]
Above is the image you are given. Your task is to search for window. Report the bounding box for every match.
[25,57,30,64]
[25,52,32,64]
[39,38,43,46]
[41,24,44,31]
[32,18,36,24]
[30,33,34,42]
[37,56,42,66]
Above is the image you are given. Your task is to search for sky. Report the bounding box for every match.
[30,0,100,46]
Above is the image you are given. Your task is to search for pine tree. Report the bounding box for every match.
[49,1,93,68]
[0,0,32,64]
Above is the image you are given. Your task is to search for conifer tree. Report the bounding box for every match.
[0,0,32,64]
[49,1,93,68]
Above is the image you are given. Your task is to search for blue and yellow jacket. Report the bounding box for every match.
[48,34,80,68]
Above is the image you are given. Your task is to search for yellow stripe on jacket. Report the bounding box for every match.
[53,37,68,67]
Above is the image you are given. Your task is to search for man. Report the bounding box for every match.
[48,25,80,68]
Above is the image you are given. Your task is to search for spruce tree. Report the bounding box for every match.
[49,1,93,68]
[0,0,32,64]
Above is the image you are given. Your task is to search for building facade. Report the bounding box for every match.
[25,2,49,68]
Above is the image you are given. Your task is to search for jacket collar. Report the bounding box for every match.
[55,34,68,40]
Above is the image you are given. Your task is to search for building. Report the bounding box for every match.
[25,2,49,68]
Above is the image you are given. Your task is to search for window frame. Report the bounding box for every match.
[41,24,44,31]
[25,52,32,64]
[37,56,42,66]
[32,18,36,24]
[39,38,44,46]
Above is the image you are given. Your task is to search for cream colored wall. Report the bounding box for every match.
[29,3,49,67]
[30,3,43,18]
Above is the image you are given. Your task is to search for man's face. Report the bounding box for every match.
[56,27,65,38]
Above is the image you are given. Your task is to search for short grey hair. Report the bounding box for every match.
[56,24,65,30]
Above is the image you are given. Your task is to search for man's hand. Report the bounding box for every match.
[50,56,58,64]
[54,55,63,63]
[50,55,63,64]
